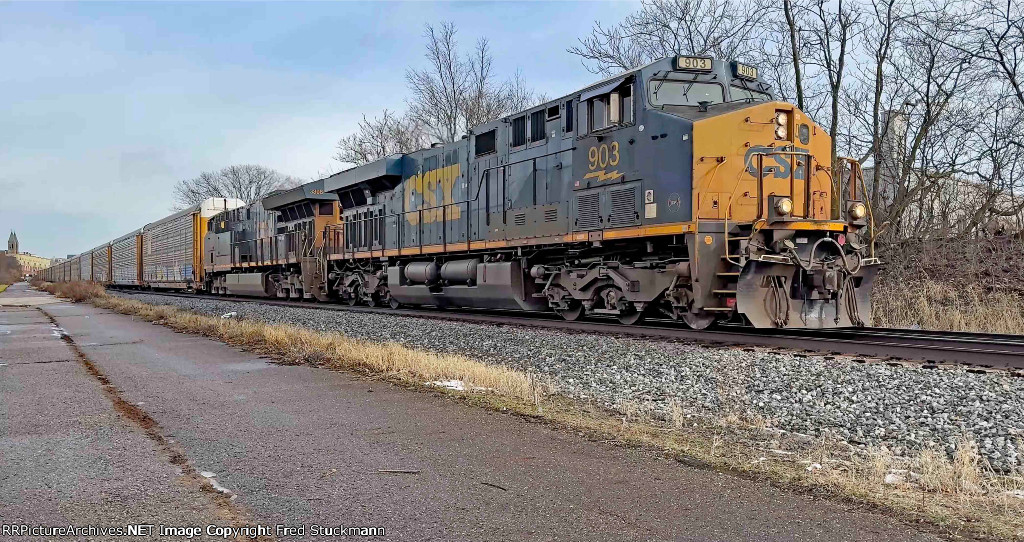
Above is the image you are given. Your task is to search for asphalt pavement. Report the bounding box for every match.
[0,283,943,541]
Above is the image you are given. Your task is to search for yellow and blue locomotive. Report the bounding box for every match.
[315,56,878,328]
[44,56,878,329]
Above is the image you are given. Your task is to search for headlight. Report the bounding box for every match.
[849,202,867,220]
[775,125,788,139]
[776,112,788,125]
[775,197,794,216]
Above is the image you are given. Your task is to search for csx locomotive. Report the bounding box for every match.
[42,56,879,329]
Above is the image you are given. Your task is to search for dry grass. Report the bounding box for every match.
[91,295,539,401]
[35,280,108,303]
[873,237,1024,333]
[33,282,1024,540]
[540,397,1024,540]
[872,279,1024,333]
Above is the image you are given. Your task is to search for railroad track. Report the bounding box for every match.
[113,289,1024,374]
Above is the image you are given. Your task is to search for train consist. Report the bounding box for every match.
[41,56,879,329]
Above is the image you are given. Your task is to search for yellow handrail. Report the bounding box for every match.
[693,158,728,278]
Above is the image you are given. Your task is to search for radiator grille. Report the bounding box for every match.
[608,186,638,227]
[575,192,602,230]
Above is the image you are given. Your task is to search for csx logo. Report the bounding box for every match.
[404,163,462,226]
[744,146,809,180]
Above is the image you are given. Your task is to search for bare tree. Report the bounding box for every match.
[334,110,427,166]
[783,0,806,109]
[866,4,986,239]
[406,23,544,144]
[569,0,767,76]
[0,254,22,284]
[965,0,1024,108]
[336,21,544,166]
[407,22,468,144]
[802,0,861,199]
[172,165,301,209]
[463,40,545,132]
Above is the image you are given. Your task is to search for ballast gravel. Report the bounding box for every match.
[115,292,1024,471]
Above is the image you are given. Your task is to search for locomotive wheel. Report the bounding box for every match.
[681,311,716,330]
[555,303,584,322]
[617,309,646,325]
[345,288,360,306]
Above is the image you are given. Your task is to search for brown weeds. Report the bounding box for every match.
[872,279,1024,333]
[91,295,537,401]
[34,280,108,302]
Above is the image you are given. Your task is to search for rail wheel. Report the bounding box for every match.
[598,286,646,325]
[618,308,646,325]
[345,285,360,306]
[681,311,716,330]
[555,302,584,322]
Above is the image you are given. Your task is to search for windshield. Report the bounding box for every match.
[730,86,771,102]
[648,80,724,107]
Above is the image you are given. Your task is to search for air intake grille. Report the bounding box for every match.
[576,192,602,230]
[608,186,638,227]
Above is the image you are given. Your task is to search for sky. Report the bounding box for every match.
[0,1,635,259]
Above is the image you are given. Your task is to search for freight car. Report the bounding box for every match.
[47,199,244,290]
[42,56,878,329]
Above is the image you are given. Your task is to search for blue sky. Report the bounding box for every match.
[0,1,635,259]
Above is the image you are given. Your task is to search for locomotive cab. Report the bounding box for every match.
[617,56,879,328]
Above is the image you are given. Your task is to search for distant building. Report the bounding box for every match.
[0,231,53,276]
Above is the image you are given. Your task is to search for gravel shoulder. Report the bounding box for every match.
[116,292,1024,473]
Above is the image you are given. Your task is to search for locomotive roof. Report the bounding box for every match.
[318,56,773,198]
[262,178,337,210]
[322,155,404,199]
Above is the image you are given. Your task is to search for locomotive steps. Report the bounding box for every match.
[31,280,1024,541]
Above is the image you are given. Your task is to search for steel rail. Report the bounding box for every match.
[112,289,1024,373]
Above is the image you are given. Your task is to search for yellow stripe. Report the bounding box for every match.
[769,221,845,231]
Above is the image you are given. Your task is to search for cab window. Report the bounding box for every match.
[730,86,771,102]
[585,83,633,133]
[649,80,725,107]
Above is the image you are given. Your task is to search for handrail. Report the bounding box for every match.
[838,156,877,257]
[472,147,575,202]
[325,147,577,258]
[749,150,814,220]
[693,157,728,281]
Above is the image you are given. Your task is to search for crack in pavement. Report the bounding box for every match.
[78,340,145,348]
[36,306,274,541]
[2,359,73,366]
